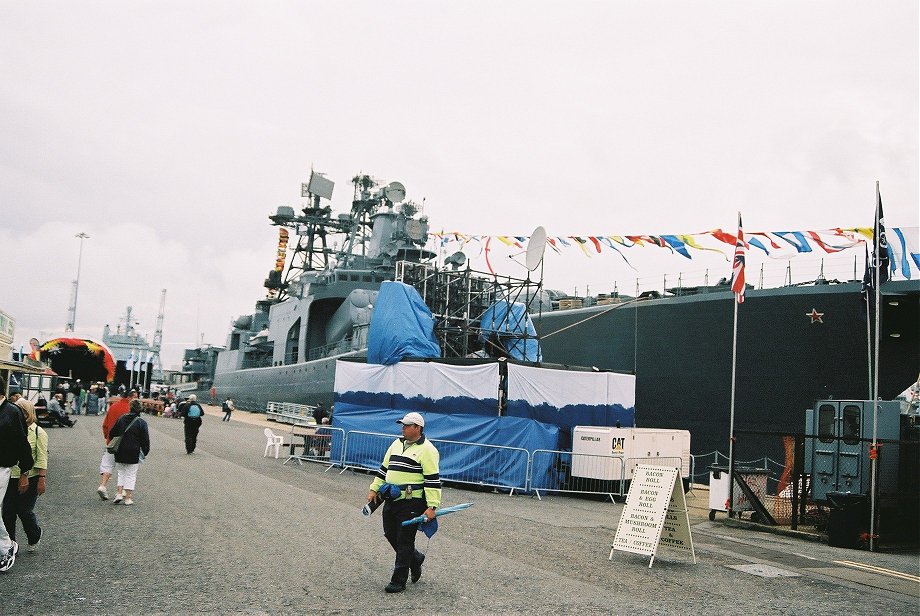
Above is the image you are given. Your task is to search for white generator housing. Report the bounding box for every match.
[571,426,691,481]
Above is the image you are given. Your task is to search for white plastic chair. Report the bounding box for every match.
[263,428,284,459]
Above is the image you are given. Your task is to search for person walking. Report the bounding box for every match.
[71,380,82,415]
[97,390,136,500]
[2,399,48,551]
[109,399,150,505]
[0,374,34,573]
[366,412,441,593]
[221,398,235,422]
[180,394,205,454]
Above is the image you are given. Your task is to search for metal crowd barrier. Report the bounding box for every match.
[279,429,725,503]
[283,425,346,469]
[338,432,530,494]
[529,450,626,501]
[628,456,685,477]
[340,431,396,475]
[429,438,530,494]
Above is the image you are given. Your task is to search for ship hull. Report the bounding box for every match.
[532,281,919,456]
[211,280,918,457]
[212,350,365,410]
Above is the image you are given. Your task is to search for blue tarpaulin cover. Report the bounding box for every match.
[368,281,441,365]
[478,301,542,362]
[330,405,559,489]
[332,360,634,491]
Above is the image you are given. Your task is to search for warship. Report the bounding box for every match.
[207,171,920,457]
[532,278,919,456]
[211,171,543,409]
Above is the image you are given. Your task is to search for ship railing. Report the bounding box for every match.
[283,425,346,470]
[529,450,627,501]
[265,401,316,425]
[308,334,367,361]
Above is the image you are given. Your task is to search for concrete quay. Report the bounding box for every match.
[1,405,916,615]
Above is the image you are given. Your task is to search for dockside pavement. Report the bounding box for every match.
[0,404,916,615]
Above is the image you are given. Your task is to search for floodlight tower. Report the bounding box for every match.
[65,232,90,332]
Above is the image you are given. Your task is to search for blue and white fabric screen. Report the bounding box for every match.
[505,364,636,429]
[333,360,499,415]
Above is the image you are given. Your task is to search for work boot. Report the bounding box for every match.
[385,567,409,593]
[410,552,425,583]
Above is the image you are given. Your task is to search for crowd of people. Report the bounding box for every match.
[2,372,438,594]
[1,375,47,572]
[0,374,244,574]
[1,375,354,579]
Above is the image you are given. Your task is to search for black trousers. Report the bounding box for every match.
[2,477,41,545]
[382,498,426,584]
[184,418,202,452]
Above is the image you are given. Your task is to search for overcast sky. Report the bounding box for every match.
[1,1,917,370]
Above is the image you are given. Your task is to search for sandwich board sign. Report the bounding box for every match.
[609,464,696,568]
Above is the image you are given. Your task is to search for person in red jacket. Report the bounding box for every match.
[96,390,137,500]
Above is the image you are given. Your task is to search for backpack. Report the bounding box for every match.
[222,401,230,412]
[187,404,202,418]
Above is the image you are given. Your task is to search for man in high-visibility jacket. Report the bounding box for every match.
[367,412,441,593]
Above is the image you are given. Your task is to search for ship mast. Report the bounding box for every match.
[265,170,350,301]
[264,171,412,302]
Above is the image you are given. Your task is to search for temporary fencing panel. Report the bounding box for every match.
[530,450,627,499]
[340,431,395,474]
[431,439,530,492]
[334,410,558,477]
[341,431,530,492]
[285,426,346,468]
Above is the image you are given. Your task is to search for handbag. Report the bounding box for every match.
[106,416,140,454]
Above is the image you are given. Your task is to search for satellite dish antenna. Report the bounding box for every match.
[525,226,547,271]
[384,181,406,203]
[444,251,467,270]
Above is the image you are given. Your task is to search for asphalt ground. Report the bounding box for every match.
[1,406,917,615]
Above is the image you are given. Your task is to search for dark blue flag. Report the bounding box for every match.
[862,191,890,297]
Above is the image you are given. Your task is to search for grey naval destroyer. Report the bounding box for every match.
[206,170,920,457]
[211,171,525,410]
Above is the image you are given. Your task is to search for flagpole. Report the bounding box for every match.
[129,353,136,390]
[869,181,881,552]
[865,246,873,400]
[727,211,744,517]
[727,296,739,516]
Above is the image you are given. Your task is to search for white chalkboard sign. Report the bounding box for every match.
[609,464,696,568]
